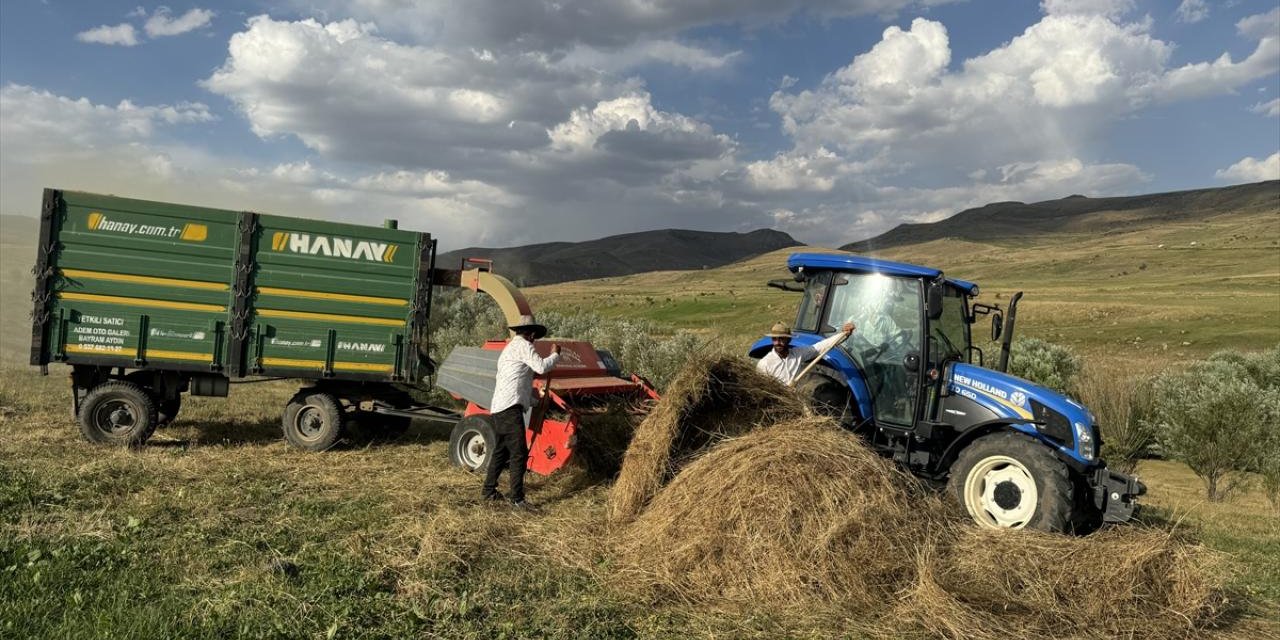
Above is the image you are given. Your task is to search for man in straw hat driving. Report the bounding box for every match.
[485,314,561,510]
[757,321,854,386]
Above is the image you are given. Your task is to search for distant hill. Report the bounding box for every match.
[437,228,800,286]
[842,180,1280,251]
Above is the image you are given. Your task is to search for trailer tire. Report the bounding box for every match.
[449,415,496,472]
[77,381,158,447]
[948,432,1073,533]
[282,392,344,452]
[123,371,181,426]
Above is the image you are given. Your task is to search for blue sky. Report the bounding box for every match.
[1,0,1276,250]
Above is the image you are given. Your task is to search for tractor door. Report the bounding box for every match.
[824,273,923,427]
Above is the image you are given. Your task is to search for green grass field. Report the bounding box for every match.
[2,367,1278,639]
[1,195,1278,637]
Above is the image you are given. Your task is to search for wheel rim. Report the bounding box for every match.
[295,406,326,441]
[963,455,1038,529]
[92,399,137,435]
[458,430,487,469]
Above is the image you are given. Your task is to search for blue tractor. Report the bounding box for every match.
[750,253,1146,532]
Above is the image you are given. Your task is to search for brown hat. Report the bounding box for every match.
[508,314,548,340]
[765,322,793,339]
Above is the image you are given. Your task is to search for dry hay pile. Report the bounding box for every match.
[606,356,1236,639]
[900,527,1233,640]
[605,355,806,524]
[613,417,941,609]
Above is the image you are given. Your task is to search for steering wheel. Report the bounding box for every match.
[860,329,913,361]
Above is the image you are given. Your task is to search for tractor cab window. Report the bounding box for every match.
[825,273,922,426]
[930,286,969,364]
[795,270,833,333]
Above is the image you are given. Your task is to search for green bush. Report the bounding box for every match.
[1074,364,1156,474]
[1007,337,1082,395]
[424,289,708,393]
[1150,358,1280,502]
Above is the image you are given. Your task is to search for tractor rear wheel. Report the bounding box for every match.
[281,392,344,452]
[449,415,496,472]
[948,432,1073,533]
[77,381,158,447]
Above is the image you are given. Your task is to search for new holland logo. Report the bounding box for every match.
[271,232,399,263]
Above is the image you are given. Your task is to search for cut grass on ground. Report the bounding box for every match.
[2,367,1277,638]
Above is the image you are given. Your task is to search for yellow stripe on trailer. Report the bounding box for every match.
[256,286,408,307]
[65,344,213,362]
[256,308,405,327]
[61,268,229,291]
[261,357,393,373]
[59,292,226,313]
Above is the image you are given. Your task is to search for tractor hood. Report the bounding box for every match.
[948,363,1098,466]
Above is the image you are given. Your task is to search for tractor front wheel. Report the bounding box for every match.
[948,432,1073,533]
[449,415,496,472]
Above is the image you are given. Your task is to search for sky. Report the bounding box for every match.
[0,0,1277,251]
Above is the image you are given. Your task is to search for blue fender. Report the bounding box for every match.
[749,334,875,420]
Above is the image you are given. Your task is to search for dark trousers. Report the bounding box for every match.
[482,405,529,502]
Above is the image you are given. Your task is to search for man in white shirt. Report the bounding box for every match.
[484,314,561,509]
[756,321,854,386]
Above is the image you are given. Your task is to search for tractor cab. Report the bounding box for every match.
[752,253,985,432]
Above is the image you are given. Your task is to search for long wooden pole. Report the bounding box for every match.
[788,334,849,388]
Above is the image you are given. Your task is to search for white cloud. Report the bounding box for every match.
[1251,98,1280,117]
[1175,0,1209,24]
[1215,153,1280,182]
[1040,0,1134,19]
[144,7,215,38]
[75,23,140,46]
[1237,7,1280,41]
[203,16,623,163]
[0,84,213,157]
[560,39,742,72]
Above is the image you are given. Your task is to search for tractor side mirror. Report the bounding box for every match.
[926,282,945,320]
[991,312,1004,341]
[767,279,805,292]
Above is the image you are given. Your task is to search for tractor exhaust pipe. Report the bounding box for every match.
[997,291,1023,373]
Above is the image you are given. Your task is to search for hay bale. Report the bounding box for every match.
[612,418,940,609]
[606,356,807,524]
[898,526,1234,640]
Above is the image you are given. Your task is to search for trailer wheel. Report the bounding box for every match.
[77,381,158,447]
[948,432,1073,532]
[449,415,496,472]
[282,392,344,452]
[123,371,181,426]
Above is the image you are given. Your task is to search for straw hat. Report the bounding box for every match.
[508,314,548,340]
[765,322,793,339]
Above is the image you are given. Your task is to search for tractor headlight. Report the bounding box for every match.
[1074,422,1095,461]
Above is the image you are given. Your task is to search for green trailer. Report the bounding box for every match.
[29,188,459,449]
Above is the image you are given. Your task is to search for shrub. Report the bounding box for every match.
[424,289,710,393]
[1007,337,1082,395]
[1150,359,1278,501]
[1074,364,1156,474]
